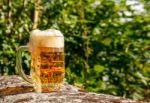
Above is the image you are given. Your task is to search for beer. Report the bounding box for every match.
[27,29,64,92]
[31,47,64,92]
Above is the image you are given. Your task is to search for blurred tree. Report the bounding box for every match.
[0,0,149,101]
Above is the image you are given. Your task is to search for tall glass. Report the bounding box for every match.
[16,29,65,92]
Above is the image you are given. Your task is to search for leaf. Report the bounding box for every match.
[132,92,143,100]
[101,38,112,46]
[94,65,105,73]
[135,72,147,85]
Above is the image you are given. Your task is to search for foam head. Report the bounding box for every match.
[28,29,64,52]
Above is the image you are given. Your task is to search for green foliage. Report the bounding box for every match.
[0,0,150,101]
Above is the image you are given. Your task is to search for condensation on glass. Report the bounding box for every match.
[16,29,65,92]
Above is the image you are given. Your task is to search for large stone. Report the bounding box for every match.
[0,76,143,103]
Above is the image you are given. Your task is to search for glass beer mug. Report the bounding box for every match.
[16,29,65,92]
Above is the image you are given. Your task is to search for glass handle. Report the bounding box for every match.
[16,46,33,83]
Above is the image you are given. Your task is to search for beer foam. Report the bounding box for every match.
[28,29,64,52]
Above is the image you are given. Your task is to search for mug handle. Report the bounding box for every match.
[16,46,33,83]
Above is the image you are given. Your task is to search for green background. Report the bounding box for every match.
[0,0,150,101]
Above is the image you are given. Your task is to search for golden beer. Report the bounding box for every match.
[16,29,64,92]
[31,47,64,92]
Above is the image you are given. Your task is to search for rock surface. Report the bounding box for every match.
[0,76,144,103]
